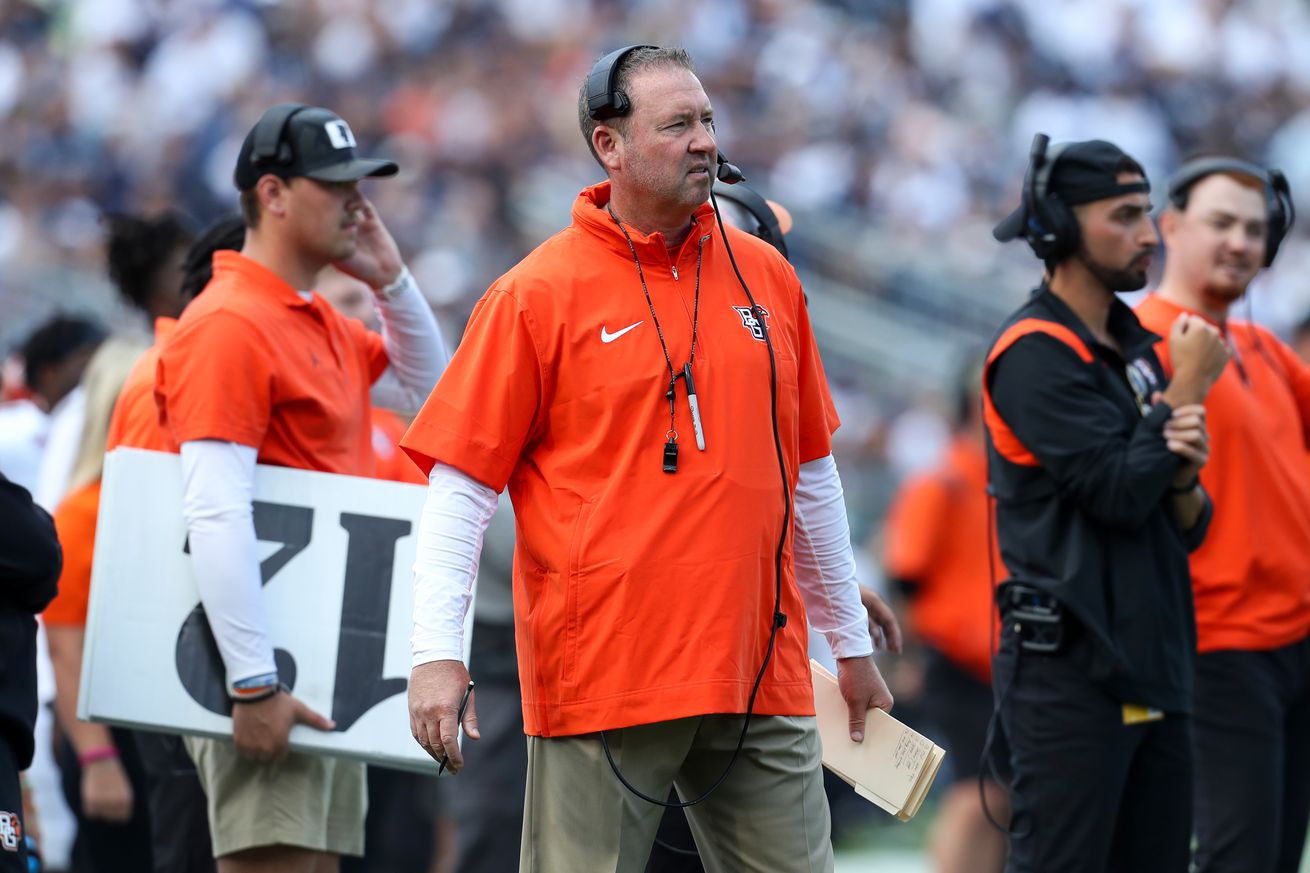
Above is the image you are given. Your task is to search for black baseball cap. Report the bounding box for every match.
[233,104,398,191]
[993,139,1148,242]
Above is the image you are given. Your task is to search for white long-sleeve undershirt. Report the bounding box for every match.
[179,439,274,692]
[368,268,450,414]
[410,464,499,668]
[410,454,875,668]
[792,453,875,659]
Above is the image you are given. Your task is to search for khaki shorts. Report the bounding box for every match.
[184,736,367,858]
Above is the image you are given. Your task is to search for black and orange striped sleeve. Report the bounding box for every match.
[987,334,1181,529]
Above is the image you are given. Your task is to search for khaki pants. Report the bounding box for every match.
[520,714,833,873]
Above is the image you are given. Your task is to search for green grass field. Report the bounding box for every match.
[829,798,1310,872]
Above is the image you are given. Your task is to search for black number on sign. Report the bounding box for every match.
[175,501,313,716]
[330,513,412,731]
[174,504,413,730]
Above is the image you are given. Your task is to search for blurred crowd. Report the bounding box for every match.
[8,0,1310,533]
[8,0,1310,333]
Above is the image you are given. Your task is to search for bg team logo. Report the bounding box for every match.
[733,305,770,342]
[0,810,21,852]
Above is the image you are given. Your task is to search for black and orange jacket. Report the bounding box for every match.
[0,472,61,768]
[983,284,1211,714]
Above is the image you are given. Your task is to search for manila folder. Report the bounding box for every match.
[811,659,945,820]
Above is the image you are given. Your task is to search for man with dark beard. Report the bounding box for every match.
[1135,159,1310,873]
[985,136,1228,872]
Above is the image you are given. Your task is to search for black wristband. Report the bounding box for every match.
[1168,476,1200,495]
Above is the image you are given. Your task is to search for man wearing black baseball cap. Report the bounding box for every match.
[155,104,448,871]
[983,135,1227,871]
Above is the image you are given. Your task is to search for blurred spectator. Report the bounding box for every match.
[880,362,1008,873]
[103,212,195,325]
[5,316,108,507]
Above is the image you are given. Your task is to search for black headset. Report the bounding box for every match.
[712,180,787,259]
[1020,133,1080,263]
[250,102,309,167]
[584,45,744,185]
[584,44,656,120]
[1167,156,1296,267]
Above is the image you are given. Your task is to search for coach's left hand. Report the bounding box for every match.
[837,654,894,743]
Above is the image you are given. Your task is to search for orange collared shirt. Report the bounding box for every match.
[402,181,839,737]
[883,437,1000,682]
[156,251,388,476]
[1136,293,1310,652]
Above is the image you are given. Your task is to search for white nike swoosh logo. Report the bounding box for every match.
[600,321,644,343]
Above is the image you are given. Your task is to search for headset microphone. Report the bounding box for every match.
[716,152,745,185]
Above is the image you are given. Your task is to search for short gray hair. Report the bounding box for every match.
[577,46,696,166]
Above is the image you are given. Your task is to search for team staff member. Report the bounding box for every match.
[1136,159,1310,873]
[404,45,898,872]
[155,104,448,872]
[90,214,247,873]
[881,364,1007,873]
[988,137,1227,872]
[0,472,61,873]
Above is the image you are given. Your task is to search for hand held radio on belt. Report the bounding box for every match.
[1004,583,1064,653]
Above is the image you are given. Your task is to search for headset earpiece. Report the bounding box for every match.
[1021,134,1079,263]
[585,45,658,121]
[1266,169,1295,267]
[250,103,308,168]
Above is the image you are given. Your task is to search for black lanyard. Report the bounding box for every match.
[608,205,708,472]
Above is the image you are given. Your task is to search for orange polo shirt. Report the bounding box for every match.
[402,181,839,737]
[883,437,1000,682]
[156,251,388,476]
[1136,293,1310,652]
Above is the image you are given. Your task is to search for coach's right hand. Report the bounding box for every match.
[1163,313,1228,406]
[232,690,335,762]
[410,659,480,773]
